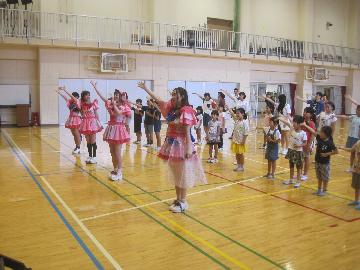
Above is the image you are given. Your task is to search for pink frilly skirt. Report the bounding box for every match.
[65,115,82,129]
[103,122,130,144]
[79,117,103,135]
[158,136,207,189]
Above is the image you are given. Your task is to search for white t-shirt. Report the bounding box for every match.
[235,99,251,113]
[202,99,214,115]
[265,128,281,141]
[318,112,337,130]
[289,130,307,151]
[275,103,292,131]
[232,119,250,144]
[348,115,360,138]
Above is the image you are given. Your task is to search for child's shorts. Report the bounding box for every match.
[285,149,303,168]
[203,113,211,127]
[315,162,330,181]
[144,124,154,133]
[154,120,162,133]
[352,173,360,189]
[346,136,359,148]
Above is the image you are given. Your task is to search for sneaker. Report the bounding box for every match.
[282,149,288,155]
[169,200,178,211]
[233,166,244,172]
[155,146,161,151]
[267,174,274,180]
[108,170,116,179]
[317,191,326,196]
[171,201,187,213]
[346,168,353,173]
[72,148,80,154]
[263,173,270,178]
[348,201,360,206]
[85,156,92,164]
[294,182,301,188]
[283,179,294,185]
[207,158,213,163]
[212,158,218,164]
[88,157,97,164]
[110,173,120,181]
[301,175,308,181]
[133,140,141,144]
[313,190,321,195]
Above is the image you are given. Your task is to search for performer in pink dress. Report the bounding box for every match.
[56,87,82,154]
[63,86,103,164]
[91,81,131,181]
[137,81,206,213]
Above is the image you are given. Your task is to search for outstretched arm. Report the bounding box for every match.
[295,95,308,104]
[278,116,291,129]
[258,94,275,105]
[336,114,350,120]
[137,81,164,103]
[56,88,68,102]
[192,93,205,101]
[221,89,236,102]
[90,80,107,103]
[345,94,360,106]
[61,86,78,103]
[225,105,237,120]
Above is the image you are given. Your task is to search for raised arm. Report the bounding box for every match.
[225,105,237,119]
[295,95,308,104]
[221,89,236,102]
[278,116,291,129]
[62,86,78,103]
[336,114,350,120]
[137,81,163,103]
[192,93,205,101]
[300,122,317,136]
[56,88,68,102]
[345,94,360,106]
[90,80,107,103]
[258,94,275,105]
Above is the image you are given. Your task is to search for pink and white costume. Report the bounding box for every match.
[65,100,82,129]
[103,100,131,144]
[158,100,207,188]
[78,99,103,135]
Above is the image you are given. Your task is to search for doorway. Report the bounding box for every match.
[313,85,342,114]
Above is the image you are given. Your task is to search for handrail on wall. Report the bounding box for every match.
[0,8,359,67]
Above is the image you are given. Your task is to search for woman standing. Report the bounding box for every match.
[138,82,206,213]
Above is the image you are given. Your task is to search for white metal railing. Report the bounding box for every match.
[0,8,359,67]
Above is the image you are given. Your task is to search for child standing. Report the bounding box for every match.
[261,104,274,149]
[138,82,206,213]
[280,115,307,188]
[264,117,281,179]
[56,88,82,154]
[64,85,103,164]
[340,141,360,209]
[207,110,221,163]
[151,100,162,150]
[143,100,155,147]
[227,106,249,172]
[318,101,337,135]
[218,105,226,150]
[301,107,316,180]
[132,99,144,144]
[303,124,338,196]
[193,92,215,141]
[194,106,203,145]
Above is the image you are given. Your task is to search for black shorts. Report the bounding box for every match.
[154,120,162,133]
[134,121,142,133]
[203,113,211,127]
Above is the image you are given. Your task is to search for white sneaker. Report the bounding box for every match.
[171,201,187,213]
[283,179,294,185]
[282,149,288,155]
[85,156,92,163]
[110,171,123,181]
[207,158,213,163]
[155,146,161,151]
[88,157,97,164]
[212,158,218,164]
[294,182,301,188]
[233,166,244,172]
[72,148,80,154]
[301,175,308,181]
[169,200,178,211]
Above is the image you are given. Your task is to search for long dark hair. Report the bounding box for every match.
[81,90,90,102]
[277,94,287,114]
[174,87,189,108]
[69,92,80,113]
[236,107,247,120]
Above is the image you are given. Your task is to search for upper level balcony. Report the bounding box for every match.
[0,8,359,69]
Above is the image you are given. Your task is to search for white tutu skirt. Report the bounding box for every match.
[103,123,130,144]
[159,136,207,189]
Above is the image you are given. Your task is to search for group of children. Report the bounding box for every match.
[57,83,360,212]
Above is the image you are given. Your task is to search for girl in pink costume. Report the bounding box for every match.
[56,87,82,154]
[63,86,103,164]
[137,81,206,213]
[90,81,131,181]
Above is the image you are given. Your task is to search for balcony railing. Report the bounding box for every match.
[0,8,359,67]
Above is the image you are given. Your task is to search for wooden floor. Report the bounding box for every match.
[1,120,359,270]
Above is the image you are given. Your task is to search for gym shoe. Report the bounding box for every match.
[283,179,294,185]
[212,158,218,164]
[233,166,244,172]
[88,157,97,164]
[317,191,326,196]
[348,201,360,206]
[301,175,308,181]
[294,182,301,188]
[108,170,116,179]
[72,148,80,154]
[169,200,178,211]
[133,140,141,144]
[171,201,187,213]
[207,158,213,163]
[267,174,274,180]
[282,149,288,155]
[85,156,92,164]
[346,168,353,173]
[110,173,119,181]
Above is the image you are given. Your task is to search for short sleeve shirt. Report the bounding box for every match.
[289,130,307,151]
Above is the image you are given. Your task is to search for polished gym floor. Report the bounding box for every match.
[0,119,359,270]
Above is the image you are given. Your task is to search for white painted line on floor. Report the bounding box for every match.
[3,130,123,270]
